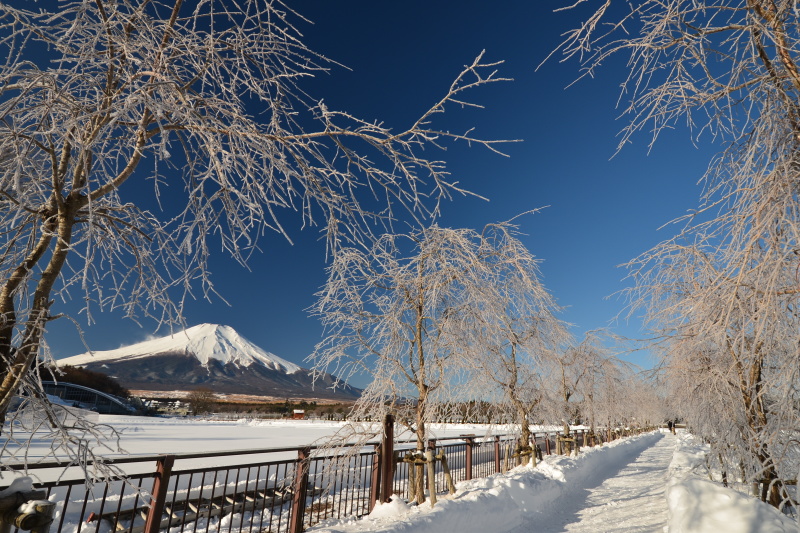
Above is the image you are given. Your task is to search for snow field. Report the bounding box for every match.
[9,418,798,533]
[5,417,540,533]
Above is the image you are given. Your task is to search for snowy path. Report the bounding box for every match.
[512,432,675,533]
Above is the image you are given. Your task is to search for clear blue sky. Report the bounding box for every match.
[48,1,715,374]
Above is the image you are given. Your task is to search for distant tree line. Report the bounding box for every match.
[51,365,130,399]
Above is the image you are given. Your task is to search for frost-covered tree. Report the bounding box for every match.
[467,222,569,450]
[555,0,800,507]
[310,223,556,499]
[0,0,508,449]
[565,332,621,436]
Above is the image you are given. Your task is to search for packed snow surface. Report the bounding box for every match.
[309,430,797,533]
[57,323,301,373]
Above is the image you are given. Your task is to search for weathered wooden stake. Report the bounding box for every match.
[407,453,417,502]
[0,490,55,533]
[415,451,426,505]
[425,448,436,507]
[438,452,456,494]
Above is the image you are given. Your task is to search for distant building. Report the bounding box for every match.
[42,381,139,415]
[292,409,306,420]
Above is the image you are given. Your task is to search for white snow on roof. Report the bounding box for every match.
[57,324,302,374]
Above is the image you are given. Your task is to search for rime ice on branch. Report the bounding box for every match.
[0,0,511,471]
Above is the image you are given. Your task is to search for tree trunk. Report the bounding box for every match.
[0,203,76,422]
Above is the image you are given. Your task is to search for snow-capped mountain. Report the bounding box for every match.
[61,324,302,373]
[57,324,359,401]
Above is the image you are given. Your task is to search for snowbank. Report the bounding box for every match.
[309,432,663,533]
[666,433,796,533]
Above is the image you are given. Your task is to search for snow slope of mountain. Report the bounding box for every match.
[59,324,301,374]
[55,324,359,400]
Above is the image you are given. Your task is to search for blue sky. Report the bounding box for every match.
[48,1,716,375]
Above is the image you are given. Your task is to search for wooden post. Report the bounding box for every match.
[425,448,436,507]
[494,436,501,473]
[369,444,381,511]
[289,447,311,533]
[464,437,474,480]
[144,455,175,533]
[28,501,55,533]
[502,443,511,473]
[438,452,456,494]
[380,414,395,503]
[544,433,551,455]
[0,490,54,533]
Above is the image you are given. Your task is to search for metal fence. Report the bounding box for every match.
[1,424,639,533]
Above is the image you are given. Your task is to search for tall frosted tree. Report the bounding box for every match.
[556,0,800,507]
[310,222,561,499]
[469,224,568,451]
[0,0,508,465]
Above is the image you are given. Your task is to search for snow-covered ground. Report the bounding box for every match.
[666,432,796,533]
[6,418,798,532]
[15,415,531,464]
[309,430,798,533]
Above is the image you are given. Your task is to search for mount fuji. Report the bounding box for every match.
[57,324,359,401]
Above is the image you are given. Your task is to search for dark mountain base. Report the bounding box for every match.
[82,352,360,401]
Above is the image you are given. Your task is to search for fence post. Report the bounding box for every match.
[380,414,395,504]
[369,444,381,511]
[144,454,175,533]
[544,433,551,455]
[494,436,501,473]
[289,447,311,533]
[464,437,474,481]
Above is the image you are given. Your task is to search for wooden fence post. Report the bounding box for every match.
[464,437,474,480]
[380,414,395,504]
[289,447,311,533]
[494,436,501,473]
[144,455,175,533]
[369,444,381,511]
[544,433,551,455]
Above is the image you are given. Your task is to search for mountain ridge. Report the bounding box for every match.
[57,324,358,401]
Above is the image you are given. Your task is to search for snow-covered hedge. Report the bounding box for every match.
[666,433,796,533]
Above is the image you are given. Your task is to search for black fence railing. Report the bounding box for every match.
[2,423,649,533]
